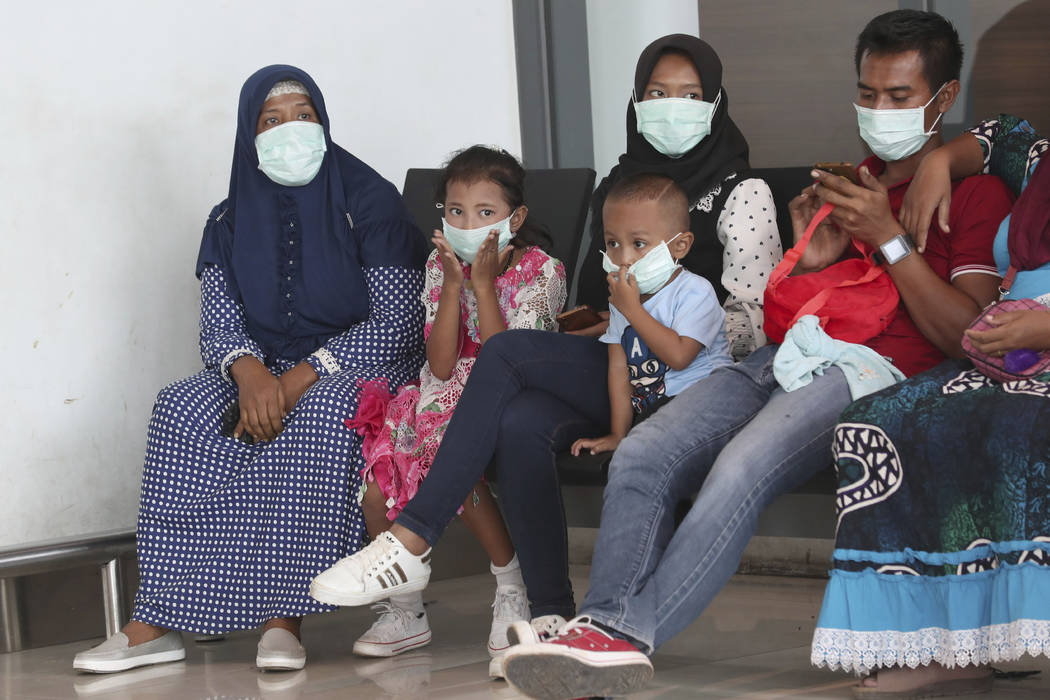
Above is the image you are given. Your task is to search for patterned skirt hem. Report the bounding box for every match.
[131,599,337,636]
[811,619,1050,674]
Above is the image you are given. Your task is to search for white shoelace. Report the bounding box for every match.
[357,532,399,579]
[555,615,612,640]
[368,601,415,635]
[491,585,528,622]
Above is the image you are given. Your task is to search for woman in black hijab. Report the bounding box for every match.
[303,36,781,670]
[577,34,781,358]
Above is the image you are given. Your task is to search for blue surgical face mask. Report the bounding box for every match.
[602,232,683,295]
[255,121,327,186]
[634,91,720,158]
[855,83,946,162]
[442,210,517,264]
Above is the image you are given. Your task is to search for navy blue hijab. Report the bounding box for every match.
[196,65,426,362]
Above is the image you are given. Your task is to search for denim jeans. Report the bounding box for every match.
[580,343,851,653]
[397,329,610,617]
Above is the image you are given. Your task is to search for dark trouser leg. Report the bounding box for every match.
[397,330,609,546]
[495,389,609,618]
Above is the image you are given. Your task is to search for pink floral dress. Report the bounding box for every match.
[349,246,567,520]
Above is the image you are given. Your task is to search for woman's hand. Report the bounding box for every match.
[899,148,952,252]
[788,190,850,274]
[571,433,622,456]
[965,309,1050,355]
[432,230,464,288]
[230,356,285,441]
[470,231,506,290]
[277,362,318,415]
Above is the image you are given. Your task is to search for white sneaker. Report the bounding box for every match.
[488,584,529,657]
[507,614,568,646]
[353,601,432,657]
[310,531,431,607]
[490,614,567,680]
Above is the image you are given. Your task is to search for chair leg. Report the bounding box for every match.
[0,577,24,653]
[100,558,125,638]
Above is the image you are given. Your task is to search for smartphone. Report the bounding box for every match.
[557,305,603,333]
[814,161,859,185]
[220,402,255,444]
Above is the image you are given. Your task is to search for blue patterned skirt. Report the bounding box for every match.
[131,359,415,634]
[812,359,1050,673]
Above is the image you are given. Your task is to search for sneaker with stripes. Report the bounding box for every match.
[310,531,432,607]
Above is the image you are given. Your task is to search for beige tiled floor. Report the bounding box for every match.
[4,567,1050,699]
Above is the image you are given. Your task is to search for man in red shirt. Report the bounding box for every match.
[502,10,1014,700]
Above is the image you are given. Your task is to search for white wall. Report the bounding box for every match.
[585,0,700,179]
[0,0,520,548]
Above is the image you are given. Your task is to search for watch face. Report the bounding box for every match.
[882,235,911,264]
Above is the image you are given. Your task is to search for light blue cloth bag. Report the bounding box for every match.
[773,315,904,400]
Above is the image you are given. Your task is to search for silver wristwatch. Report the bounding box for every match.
[874,233,916,266]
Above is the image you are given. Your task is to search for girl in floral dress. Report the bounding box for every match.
[345,146,566,667]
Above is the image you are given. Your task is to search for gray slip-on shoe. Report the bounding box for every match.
[73,630,185,674]
[256,628,307,671]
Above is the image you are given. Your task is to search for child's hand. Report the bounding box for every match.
[571,434,623,456]
[607,265,641,313]
[432,230,464,287]
[470,231,504,289]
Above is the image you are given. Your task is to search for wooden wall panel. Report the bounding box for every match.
[971,0,1050,133]
[698,0,896,168]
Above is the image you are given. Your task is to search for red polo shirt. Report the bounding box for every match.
[860,156,1014,377]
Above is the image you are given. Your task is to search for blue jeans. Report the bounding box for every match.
[397,329,610,617]
[580,344,851,653]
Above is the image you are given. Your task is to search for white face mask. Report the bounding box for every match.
[602,232,683,295]
[634,91,721,158]
[441,210,517,264]
[255,121,327,186]
[855,83,946,162]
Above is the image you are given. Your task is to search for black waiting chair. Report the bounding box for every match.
[750,166,817,254]
[553,166,828,489]
[401,167,597,293]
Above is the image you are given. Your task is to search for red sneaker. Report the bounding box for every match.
[502,616,652,700]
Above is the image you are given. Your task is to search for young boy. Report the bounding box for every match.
[572,173,732,457]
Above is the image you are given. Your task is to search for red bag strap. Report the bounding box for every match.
[769,202,836,286]
[999,265,1018,295]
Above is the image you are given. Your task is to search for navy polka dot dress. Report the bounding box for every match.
[131,264,423,633]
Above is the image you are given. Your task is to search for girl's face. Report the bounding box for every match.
[256,92,320,135]
[642,52,703,101]
[444,178,523,231]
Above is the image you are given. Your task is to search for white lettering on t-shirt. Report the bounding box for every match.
[630,336,643,359]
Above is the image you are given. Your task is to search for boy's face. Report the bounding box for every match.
[603,198,692,268]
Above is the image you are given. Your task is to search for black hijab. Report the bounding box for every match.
[578,34,751,309]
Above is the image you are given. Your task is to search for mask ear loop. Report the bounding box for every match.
[922,83,948,136]
[666,231,684,263]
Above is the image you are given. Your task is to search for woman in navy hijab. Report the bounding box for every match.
[74,65,427,673]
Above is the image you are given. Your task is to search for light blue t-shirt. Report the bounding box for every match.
[600,270,732,414]
[995,162,1050,301]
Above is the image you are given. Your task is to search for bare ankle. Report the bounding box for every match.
[122,620,167,646]
[262,617,302,640]
[389,524,429,556]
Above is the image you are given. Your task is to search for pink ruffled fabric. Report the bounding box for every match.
[345,378,394,459]
[350,381,455,521]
